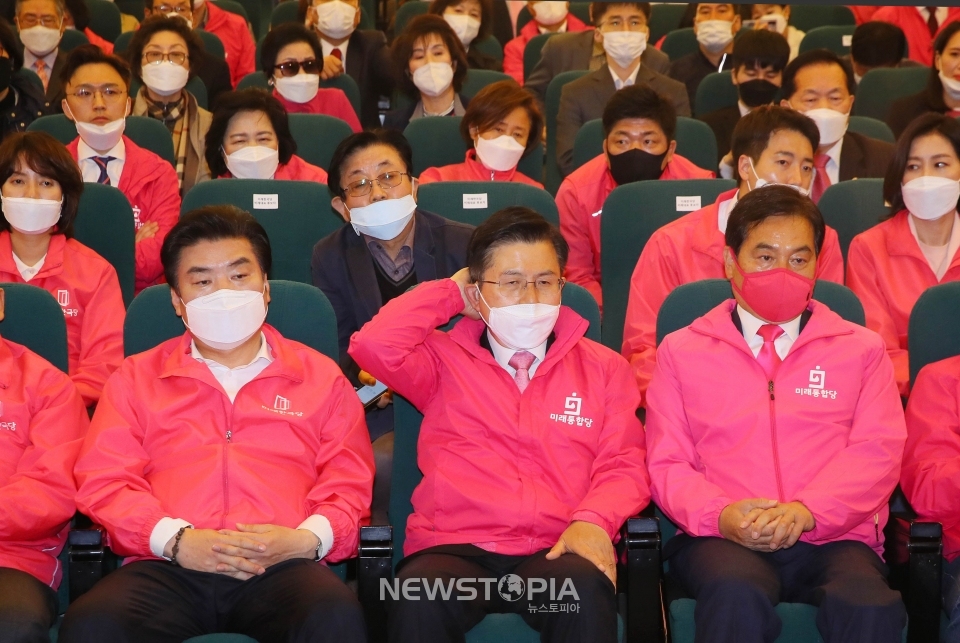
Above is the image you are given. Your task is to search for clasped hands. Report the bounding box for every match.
[163,523,320,580]
[719,498,816,552]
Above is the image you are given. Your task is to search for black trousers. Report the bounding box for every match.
[0,567,57,643]
[387,545,617,643]
[59,558,365,643]
[667,535,906,643]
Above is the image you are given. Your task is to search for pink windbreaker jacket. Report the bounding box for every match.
[349,278,650,556]
[646,299,906,557]
[74,325,375,564]
[621,188,845,406]
[0,336,87,588]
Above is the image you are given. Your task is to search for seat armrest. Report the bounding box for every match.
[621,514,665,643]
[358,525,393,643]
[906,521,942,643]
[67,524,108,602]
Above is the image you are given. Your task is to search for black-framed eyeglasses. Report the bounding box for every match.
[479,277,565,301]
[273,59,321,77]
[342,171,410,198]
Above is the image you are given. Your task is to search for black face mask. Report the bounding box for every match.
[738,79,779,108]
[607,147,667,185]
[0,58,12,95]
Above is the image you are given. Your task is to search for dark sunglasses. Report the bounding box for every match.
[273,59,321,77]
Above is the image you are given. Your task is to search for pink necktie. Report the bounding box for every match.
[756,324,785,380]
[508,350,536,393]
[34,59,48,91]
[811,153,832,203]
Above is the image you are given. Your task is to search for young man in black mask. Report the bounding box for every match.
[700,28,790,165]
[556,84,714,310]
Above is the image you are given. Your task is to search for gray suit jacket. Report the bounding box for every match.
[526,30,671,102]
[555,64,690,177]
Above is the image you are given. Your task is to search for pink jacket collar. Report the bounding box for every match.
[463,149,524,182]
[0,231,66,279]
[158,323,306,385]
[688,298,855,359]
[885,209,960,272]
[691,188,739,258]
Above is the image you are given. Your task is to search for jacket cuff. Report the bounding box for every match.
[698,498,731,538]
[297,514,335,560]
[149,517,193,559]
[570,509,616,541]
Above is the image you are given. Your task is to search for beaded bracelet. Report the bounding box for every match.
[170,526,191,566]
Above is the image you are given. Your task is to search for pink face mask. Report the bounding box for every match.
[730,254,814,323]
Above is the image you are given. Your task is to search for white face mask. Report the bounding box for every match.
[19,25,62,56]
[696,19,734,54]
[348,193,417,241]
[902,175,960,221]
[477,288,560,351]
[756,13,787,35]
[141,62,189,96]
[475,134,525,172]
[1,196,62,234]
[183,287,267,351]
[532,1,568,26]
[802,107,849,147]
[412,61,454,97]
[273,73,320,103]
[602,30,647,68]
[444,13,480,46]
[314,0,357,40]
[166,12,193,28]
[224,145,280,180]
[940,70,960,101]
[73,117,126,153]
[748,158,810,196]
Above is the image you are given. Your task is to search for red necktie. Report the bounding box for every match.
[756,324,785,380]
[93,156,115,185]
[331,48,342,61]
[508,350,536,393]
[926,7,939,36]
[811,153,832,203]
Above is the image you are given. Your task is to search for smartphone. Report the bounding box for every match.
[356,379,389,409]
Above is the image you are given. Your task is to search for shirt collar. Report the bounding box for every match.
[12,251,45,281]
[737,100,751,117]
[717,192,739,233]
[361,217,416,259]
[190,331,272,369]
[486,328,548,370]
[736,304,802,344]
[77,135,126,161]
[609,62,641,90]
[24,47,58,70]
[538,20,568,35]
[823,135,843,166]
[320,37,350,61]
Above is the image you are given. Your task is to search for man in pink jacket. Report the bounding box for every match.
[901,354,960,639]
[62,207,375,643]
[60,45,181,294]
[503,2,590,84]
[646,185,907,643]
[557,84,715,310]
[0,286,88,640]
[350,207,649,643]
[622,105,844,406]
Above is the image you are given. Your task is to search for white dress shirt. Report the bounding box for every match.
[908,211,960,281]
[12,252,45,281]
[77,137,126,186]
[917,7,949,27]
[737,100,751,117]
[609,61,641,91]
[148,332,335,560]
[821,136,843,186]
[736,304,802,360]
[487,330,548,379]
[538,20,568,35]
[717,192,739,234]
[320,37,350,69]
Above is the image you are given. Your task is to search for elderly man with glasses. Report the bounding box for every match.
[15,0,67,109]
[60,44,180,294]
[311,128,473,527]
[350,205,649,643]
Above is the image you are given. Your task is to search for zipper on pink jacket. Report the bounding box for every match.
[221,413,232,531]
[768,379,785,503]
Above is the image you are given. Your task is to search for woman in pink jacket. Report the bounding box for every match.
[260,23,362,132]
[647,185,907,643]
[0,132,124,408]
[901,353,960,640]
[847,113,960,397]
[0,287,88,639]
[419,80,544,187]
[205,88,329,183]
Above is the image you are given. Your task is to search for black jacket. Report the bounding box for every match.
[0,73,46,141]
[311,207,473,440]
[887,89,944,140]
[344,29,396,129]
[698,104,741,163]
[382,92,470,133]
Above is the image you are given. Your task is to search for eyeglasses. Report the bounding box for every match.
[342,171,409,198]
[273,59,321,77]
[155,3,191,13]
[17,14,60,28]
[479,276,565,301]
[66,86,127,104]
[143,51,188,66]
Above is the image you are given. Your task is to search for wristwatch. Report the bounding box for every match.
[313,537,324,562]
